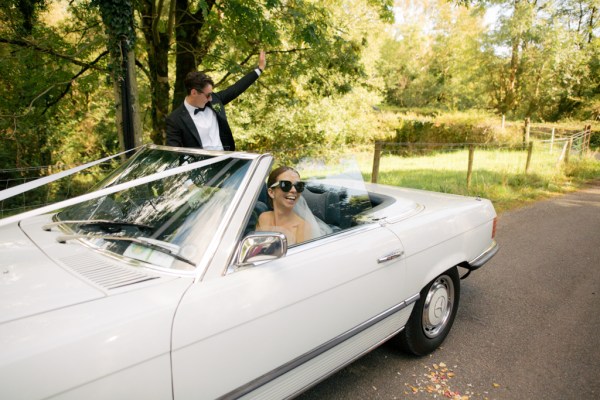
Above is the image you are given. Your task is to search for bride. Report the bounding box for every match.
[256,166,332,245]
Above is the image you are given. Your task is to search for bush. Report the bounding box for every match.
[233,87,388,160]
[388,110,519,145]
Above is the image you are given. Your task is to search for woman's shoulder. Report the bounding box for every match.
[258,211,274,224]
[293,212,306,225]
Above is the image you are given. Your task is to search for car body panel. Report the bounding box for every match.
[172,225,406,398]
[370,185,496,290]
[241,301,415,400]
[0,216,104,324]
[0,146,498,399]
[0,249,190,399]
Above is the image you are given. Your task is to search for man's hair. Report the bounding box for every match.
[184,71,214,95]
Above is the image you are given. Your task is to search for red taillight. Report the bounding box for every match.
[492,217,497,239]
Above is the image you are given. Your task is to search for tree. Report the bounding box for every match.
[1,0,394,172]
[93,0,143,151]
[135,0,393,144]
[464,0,600,119]
[378,0,487,109]
[0,0,122,174]
[137,0,174,145]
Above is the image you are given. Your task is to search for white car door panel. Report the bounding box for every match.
[172,226,407,399]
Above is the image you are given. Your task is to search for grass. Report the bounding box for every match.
[3,144,598,218]
[349,145,600,214]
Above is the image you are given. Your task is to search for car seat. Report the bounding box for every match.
[302,188,341,231]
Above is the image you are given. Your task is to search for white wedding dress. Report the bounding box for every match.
[293,196,333,240]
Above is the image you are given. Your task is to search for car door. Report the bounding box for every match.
[171,224,410,399]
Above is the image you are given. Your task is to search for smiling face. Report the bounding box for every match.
[188,85,213,108]
[268,169,302,212]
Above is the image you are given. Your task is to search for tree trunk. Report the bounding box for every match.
[138,0,171,145]
[504,39,520,114]
[113,46,143,152]
[499,0,524,116]
[95,0,142,152]
[172,0,215,110]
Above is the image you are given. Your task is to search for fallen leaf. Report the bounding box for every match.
[492,383,500,388]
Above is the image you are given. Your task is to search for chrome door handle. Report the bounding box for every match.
[377,249,404,263]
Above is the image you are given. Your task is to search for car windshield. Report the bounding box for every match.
[56,147,252,270]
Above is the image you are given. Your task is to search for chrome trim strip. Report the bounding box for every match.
[286,223,380,255]
[467,240,499,269]
[218,293,420,400]
[384,203,425,224]
[221,154,274,276]
[196,155,271,282]
[288,310,412,399]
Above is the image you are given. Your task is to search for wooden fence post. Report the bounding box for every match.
[523,117,530,145]
[584,125,592,154]
[550,127,555,154]
[565,137,573,164]
[372,141,382,184]
[466,144,474,189]
[525,141,533,173]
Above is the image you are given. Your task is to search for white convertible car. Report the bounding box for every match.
[0,145,498,399]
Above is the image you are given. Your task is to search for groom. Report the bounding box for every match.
[166,51,266,151]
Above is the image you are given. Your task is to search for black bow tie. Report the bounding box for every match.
[194,107,206,115]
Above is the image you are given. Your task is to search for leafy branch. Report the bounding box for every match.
[0,37,108,73]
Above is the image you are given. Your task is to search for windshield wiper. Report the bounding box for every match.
[55,234,195,267]
[43,219,154,232]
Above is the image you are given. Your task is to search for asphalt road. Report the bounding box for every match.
[297,180,600,400]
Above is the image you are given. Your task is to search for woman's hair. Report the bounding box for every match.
[266,166,300,208]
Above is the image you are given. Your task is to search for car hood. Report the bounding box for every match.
[0,218,104,324]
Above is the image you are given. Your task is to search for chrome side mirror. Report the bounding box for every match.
[235,232,287,267]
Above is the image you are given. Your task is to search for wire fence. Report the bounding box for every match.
[0,129,596,218]
[368,129,595,195]
[535,129,590,160]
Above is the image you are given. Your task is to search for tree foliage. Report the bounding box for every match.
[383,0,600,120]
[1,0,393,171]
[0,0,115,173]
[0,0,598,176]
[136,0,394,144]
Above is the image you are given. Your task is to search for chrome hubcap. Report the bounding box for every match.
[422,275,454,338]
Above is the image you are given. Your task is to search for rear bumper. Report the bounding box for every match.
[466,240,499,270]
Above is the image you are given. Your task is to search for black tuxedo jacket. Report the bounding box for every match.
[166,70,260,151]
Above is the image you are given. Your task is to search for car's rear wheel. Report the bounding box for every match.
[397,267,460,356]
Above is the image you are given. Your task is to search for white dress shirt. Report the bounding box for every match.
[184,100,223,150]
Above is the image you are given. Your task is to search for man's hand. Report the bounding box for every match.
[259,50,266,71]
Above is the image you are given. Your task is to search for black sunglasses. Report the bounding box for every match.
[194,88,212,98]
[269,180,306,193]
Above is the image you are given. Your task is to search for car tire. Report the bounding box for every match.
[398,266,460,356]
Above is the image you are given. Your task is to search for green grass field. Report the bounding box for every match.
[348,146,600,213]
[3,144,598,218]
